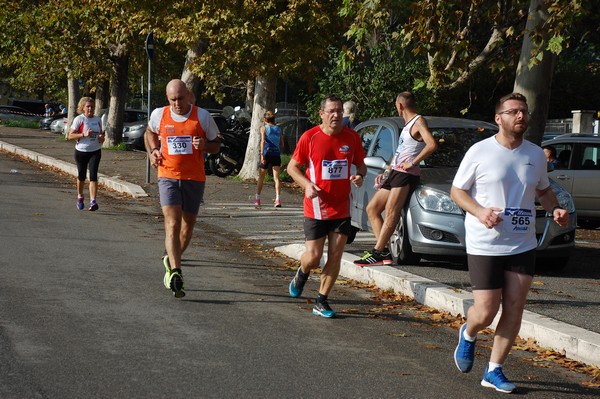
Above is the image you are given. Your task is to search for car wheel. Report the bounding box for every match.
[389,212,421,265]
[577,219,600,230]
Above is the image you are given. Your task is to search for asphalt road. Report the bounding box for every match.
[1,148,599,397]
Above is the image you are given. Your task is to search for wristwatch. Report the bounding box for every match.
[551,206,564,213]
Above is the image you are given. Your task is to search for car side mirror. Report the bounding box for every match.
[364,156,388,171]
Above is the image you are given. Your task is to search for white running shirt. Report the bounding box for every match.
[452,135,550,255]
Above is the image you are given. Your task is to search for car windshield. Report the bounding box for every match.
[425,126,497,167]
[124,111,147,123]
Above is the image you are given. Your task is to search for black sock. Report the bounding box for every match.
[297,268,309,280]
[316,293,328,304]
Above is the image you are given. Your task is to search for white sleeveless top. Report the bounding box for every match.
[390,115,424,176]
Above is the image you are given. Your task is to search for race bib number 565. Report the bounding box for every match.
[503,207,533,234]
[167,136,193,155]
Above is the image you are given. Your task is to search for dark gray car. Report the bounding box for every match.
[350,116,577,269]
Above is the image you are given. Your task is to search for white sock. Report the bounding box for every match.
[276,195,280,200]
[463,329,476,342]
[488,362,502,372]
[255,194,260,200]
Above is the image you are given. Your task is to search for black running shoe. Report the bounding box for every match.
[169,268,185,298]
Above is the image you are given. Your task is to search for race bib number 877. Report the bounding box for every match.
[321,159,348,180]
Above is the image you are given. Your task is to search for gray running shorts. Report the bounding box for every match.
[158,178,205,214]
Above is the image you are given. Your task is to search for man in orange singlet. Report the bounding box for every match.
[145,79,221,298]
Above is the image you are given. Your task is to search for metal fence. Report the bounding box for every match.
[545,118,573,134]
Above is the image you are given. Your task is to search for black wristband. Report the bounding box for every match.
[357,173,365,178]
[551,206,564,213]
[150,148,157,153]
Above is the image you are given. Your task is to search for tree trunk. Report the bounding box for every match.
[238,75,276,180]
[245,79,255,113]
[105,49,129,147]
[65,74,80,138]
[181,39,208,103]
[95,80,110,113]
[513,0,556,145]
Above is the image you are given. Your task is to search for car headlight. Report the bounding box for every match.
[415,187,463,215]
[549,179,575,213]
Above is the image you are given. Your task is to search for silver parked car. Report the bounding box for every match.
[350,116,577,269]
[97,109,148,150]
[543,134,600,229]
[49,117,69,134]
[121,109,148,150]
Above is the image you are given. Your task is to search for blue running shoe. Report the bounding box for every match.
[312,300,336,318]
[454,323,476,373]
[289,267,308,298]
[169,268,185,298]
[481,366,516,393]
[76,195,84,210]
[162,252,171,289]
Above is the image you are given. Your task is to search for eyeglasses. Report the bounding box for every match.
[322,109,343,115]
[497,108,531,117]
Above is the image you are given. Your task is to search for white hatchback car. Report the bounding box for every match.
[350,116,577,269]
[543,134,600,229]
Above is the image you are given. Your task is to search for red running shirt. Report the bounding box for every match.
[292,126,366,220]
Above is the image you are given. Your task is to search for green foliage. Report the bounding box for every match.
[307,37,431,121]
[104,142,130,151]
[161,0,349,100]
[1,119,39,129]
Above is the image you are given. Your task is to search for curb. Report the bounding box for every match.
[276,243,600,367]
[0,141,148,198]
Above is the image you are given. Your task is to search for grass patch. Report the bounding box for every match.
[104,142,129,151]
[264,154,293,183]
[2,119,39,129]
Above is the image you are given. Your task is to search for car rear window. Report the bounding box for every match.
[426,127,497,167]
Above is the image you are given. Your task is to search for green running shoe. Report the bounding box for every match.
[162,252,171,289]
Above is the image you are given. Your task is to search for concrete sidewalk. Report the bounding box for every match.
[1,126,599,368]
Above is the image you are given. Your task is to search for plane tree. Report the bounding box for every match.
[159,0,348,180]
[337,0,592,142]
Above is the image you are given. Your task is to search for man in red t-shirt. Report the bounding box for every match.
[287,94,367,317]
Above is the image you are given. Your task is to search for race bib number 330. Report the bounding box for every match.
[321,159,348,180]
[167,136,193,155]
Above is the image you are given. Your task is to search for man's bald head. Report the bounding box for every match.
[166,79,192,115]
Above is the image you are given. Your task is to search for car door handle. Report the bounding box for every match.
[554,175,571,180]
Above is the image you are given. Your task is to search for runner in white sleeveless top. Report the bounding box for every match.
[355,92,438,266]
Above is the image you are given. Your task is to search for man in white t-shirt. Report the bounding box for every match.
[450,93,569,393]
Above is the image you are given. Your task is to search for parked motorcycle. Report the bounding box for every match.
[209,106,251,177]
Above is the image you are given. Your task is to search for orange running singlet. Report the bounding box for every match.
[158,105,207,181]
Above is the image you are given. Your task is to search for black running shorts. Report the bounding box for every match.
[381,169,420,191]
[259,154,282,169]
[468,249,536,290]
[304,217,352,241]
